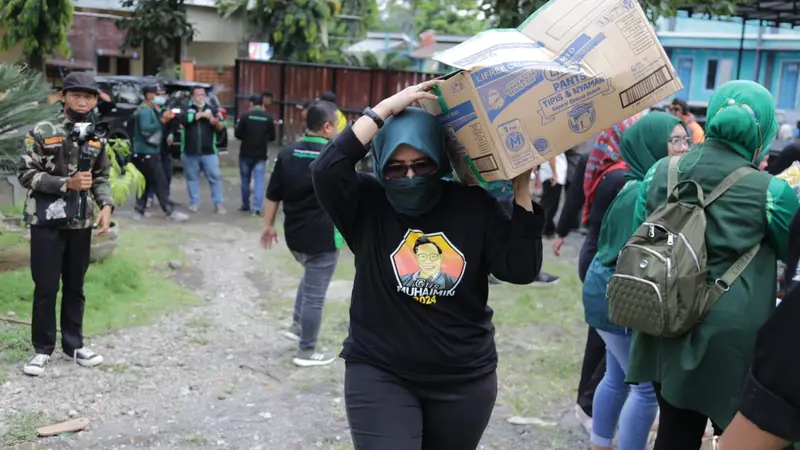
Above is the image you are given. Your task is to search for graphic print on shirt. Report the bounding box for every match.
[390,229,466,305]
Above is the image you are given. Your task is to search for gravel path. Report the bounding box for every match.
[0,214,588,449]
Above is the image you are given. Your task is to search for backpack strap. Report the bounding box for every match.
[704,166,756,207]
[666,156,679,195]
[709,243,761,301]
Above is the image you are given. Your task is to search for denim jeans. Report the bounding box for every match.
[181,153,223,207]
[238,156,266,212]
[592,330,658,450]
[291,250,339,351]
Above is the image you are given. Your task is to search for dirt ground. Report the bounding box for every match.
[0,153,592,449]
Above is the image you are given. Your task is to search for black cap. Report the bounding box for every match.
[61,72,98,95]
[671,98,688,111]
[297,100,313,110]
[142,84,159,95]
[249,94,262,104]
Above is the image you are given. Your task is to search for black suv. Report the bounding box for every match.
[95,76,228,159]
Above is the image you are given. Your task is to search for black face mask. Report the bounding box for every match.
[65,107,91,123]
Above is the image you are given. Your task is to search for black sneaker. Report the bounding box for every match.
[292,350,335,367]
[239,205,250,212]
[282,322,301,342]
[252,210,262,217]
[65,347,104,367]
[531,272,560,286]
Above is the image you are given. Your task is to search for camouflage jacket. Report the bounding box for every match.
[17,116,113,229]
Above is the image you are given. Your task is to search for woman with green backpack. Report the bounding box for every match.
[622,81,799,449]
[582,112,689,450]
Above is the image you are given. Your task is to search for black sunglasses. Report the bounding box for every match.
[383,159,438,180]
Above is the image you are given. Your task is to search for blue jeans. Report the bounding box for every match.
[238,156,266,212]
[592,330,658,450]
[291,250,339,351]
[181,154,223,207]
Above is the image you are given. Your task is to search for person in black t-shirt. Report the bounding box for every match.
[310,80,545,450]
[261,101,341,367]
[235,94,276,215]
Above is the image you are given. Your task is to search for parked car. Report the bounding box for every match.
[94,76,228,160]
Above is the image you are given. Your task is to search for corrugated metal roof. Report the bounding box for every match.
[344,39,408,54]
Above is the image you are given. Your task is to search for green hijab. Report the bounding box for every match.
[595,112,683,265]
[705,80,778,164]
[372,107,452,216]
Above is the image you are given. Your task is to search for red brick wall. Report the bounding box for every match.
[62,15,129,67]
[195,65,235,107]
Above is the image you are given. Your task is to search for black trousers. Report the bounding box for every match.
[30,226,92,355]
[146,151,173,200]
[577,326,606,416]
[134,154,173,215]
[653,383,722,450]
[541,181,562,236]
[345,363,497,450]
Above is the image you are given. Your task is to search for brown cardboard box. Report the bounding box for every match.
[418,0,683,184]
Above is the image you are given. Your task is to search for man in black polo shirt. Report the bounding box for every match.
[235,94,276,215]
[260,101,342,367]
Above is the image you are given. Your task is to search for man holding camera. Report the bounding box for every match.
[17,72,114,376]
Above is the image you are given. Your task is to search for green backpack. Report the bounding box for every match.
[606,156,760,338]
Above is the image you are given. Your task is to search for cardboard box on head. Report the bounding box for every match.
[419,0,683,184]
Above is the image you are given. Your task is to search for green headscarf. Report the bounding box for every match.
[705,80,778,164]
[372,107,452,216]
[623,112,683,180]
[595,112,683,265]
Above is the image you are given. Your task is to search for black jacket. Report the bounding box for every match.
[180,101,223,156]
[235,107,276,160]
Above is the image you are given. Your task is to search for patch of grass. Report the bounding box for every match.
[0,411,49,445]
[0,325,30,365]
[182,432,207,444]
[100,362,131,373]
[492,260,585,417]
[0,231,25,250]
[0,203,23,216]
[0,227,198,366]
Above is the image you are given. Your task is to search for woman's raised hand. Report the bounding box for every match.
[374,79,444,119]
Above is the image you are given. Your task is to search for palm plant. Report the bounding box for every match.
[0,64,60,174]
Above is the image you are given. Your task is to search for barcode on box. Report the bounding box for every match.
[619,65,673,108]
[471,154,499,173]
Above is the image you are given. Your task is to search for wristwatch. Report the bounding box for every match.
[362,107,385,129]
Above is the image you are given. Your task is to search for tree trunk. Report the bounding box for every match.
[27,52,45,73]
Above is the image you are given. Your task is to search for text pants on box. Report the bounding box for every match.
[291,250,339,351]
[134,154,174,215]
[30,226,92,355]
[181,153,224,207]
[239,156,266,212]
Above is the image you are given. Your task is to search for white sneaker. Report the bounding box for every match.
[282,322,301,342]
[67,347,104,367]
[168,211,189,221]
[292,351,335,367]
[574,404,593,435]
[23,353,51,376]
[187,204,200,213]
[214,205,227,215]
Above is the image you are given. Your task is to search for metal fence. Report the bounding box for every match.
[234,59,439,143]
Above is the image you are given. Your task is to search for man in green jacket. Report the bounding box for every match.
[627,81,799,448]
[132,84,187,221]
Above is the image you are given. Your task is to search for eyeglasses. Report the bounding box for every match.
[669,136,691,146]
[383,159,438,180]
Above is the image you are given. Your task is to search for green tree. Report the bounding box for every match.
[483,0,752,29]
[0,64,60,174]
[219,0,376,63]
[0,0,74,72]
[344,51,414,69]
[116,0,196,74]
[378,0,483,35]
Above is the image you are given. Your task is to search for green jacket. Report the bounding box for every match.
[627,141,799,428]
[132,104,162,155]
[17,116,113,229]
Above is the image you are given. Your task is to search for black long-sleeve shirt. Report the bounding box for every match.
[310,127,545,382]
[738,283,800,442]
